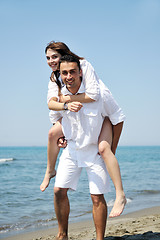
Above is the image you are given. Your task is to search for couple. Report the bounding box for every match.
[41,42,126,240]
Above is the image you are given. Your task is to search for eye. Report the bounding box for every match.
[52,55,58,60]
[46,56,50,60]
[70,70,76,75]
[62,71,68,76]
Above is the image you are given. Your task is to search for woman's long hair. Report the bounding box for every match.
[45,41,84,89]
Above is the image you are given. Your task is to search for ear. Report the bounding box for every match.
[80,69,82,77]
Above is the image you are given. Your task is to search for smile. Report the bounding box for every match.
[66,79,74,84]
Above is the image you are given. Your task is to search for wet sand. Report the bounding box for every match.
[2,206,160,240]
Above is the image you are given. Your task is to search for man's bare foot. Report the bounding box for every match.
[40,169,56,192]
[55,233,68,240]
[109,195,127,218]
[55,237,68,240]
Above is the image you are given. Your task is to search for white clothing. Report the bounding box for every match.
[51,60,125,194]
[48,59,100,123]
[53,82,125,167]
[48,59,125,125]
[49,80,125,129]
[55,143,110,194]
[99,80,125,125]
[54,83,116,193]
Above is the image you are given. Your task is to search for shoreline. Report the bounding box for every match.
[1,206,160,240]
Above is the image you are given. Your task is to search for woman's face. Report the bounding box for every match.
[46,49,61,71]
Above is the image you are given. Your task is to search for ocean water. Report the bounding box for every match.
[0,146,160,238]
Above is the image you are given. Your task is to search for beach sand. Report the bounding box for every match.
[2,206,160,240]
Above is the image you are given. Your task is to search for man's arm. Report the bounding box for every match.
[111,122,124,155]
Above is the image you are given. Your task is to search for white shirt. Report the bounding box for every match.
[49,79,126,126]
[55,82,125,167]
[61,82,125,147]
[48,59,125,125]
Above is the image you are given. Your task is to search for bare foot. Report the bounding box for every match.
[109,195,127,218]
[55,237,68,240]
[40,169,56,192]
[55,234,68,240]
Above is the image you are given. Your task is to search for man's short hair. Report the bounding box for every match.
[59,54,81,71]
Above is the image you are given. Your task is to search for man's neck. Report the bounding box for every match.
[66,82,81,95]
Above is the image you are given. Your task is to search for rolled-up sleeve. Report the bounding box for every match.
[80,60,100,101]
[101,87,126,125]
[47,80,59,104]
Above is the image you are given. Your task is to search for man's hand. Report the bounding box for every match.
[57,137,67,148]
[68,102,83,112]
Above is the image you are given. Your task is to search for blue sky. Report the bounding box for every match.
[0,0,160,146]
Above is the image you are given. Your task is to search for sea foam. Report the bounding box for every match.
[0,158,14,163]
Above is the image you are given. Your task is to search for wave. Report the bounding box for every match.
[134,190,160,195]
[0,216,57,234]
[0,158,14,163]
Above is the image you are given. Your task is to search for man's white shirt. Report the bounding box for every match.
[56,82,125,167]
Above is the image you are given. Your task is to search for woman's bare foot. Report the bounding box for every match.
[109,195,127,218]
[40,169,56,192]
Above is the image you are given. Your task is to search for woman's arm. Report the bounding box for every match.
[48,98,83,112]
[47,80,59,104]
[80,59,100,101]
[59,93,95,103]
[48,97,64,111]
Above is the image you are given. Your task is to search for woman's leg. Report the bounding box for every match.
[98,117,126,218]
[40,120,64,192]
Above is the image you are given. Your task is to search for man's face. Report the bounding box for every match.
[60,61,82,93]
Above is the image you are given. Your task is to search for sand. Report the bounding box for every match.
[2,206,160,240]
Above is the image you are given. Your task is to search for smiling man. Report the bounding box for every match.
[60,58,82,91]
[53,55,111,240]
[53,55,125,240]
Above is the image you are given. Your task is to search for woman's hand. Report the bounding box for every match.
[67,102,83,112]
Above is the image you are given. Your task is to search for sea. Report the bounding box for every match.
[0,146,160,239]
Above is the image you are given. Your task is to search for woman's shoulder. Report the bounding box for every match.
[48,79,59,90]
[80,58,94,71]
[80,58,87,66]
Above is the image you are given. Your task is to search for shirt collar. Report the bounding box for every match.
[61,82,85,95]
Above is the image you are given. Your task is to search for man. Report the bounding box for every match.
[54,55,124,240]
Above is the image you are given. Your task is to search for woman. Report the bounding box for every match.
[40,41,126,218]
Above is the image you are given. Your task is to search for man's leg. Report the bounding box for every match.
[54,187,69,240]
[91,194,107,240]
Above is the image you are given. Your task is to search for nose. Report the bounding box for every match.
[66,72,72,79]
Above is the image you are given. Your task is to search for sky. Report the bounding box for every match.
[0,0,160,146]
